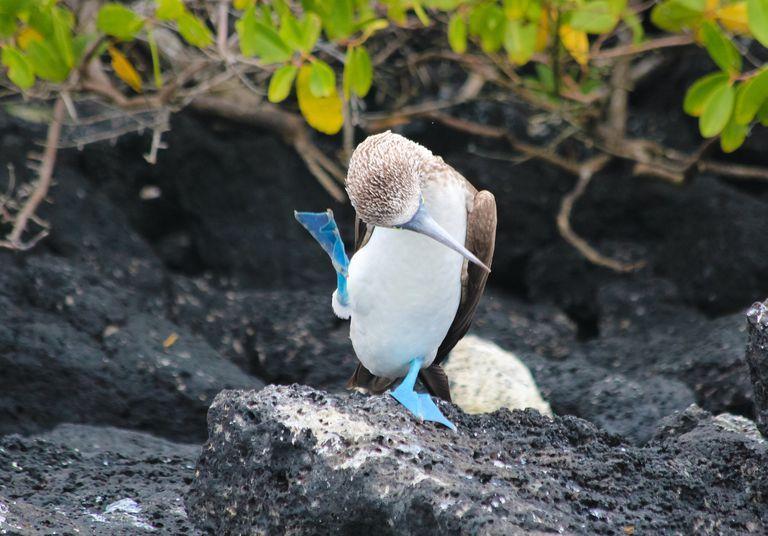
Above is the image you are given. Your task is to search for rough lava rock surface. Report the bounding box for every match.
[746,298,768,436]
[0,424,201,534]
[187,385,767,535]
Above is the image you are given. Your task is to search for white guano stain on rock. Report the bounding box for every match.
[445,335,552,416]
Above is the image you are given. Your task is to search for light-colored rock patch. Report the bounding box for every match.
[445,335,552,416]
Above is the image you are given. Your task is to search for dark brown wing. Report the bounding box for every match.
[434,190,497,365]
[354,216,373,251]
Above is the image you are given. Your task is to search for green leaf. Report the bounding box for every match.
[0,0,31,17]
[147,28,163,89]
[309,60,335,97]
[177,12,213,47]
[650,0,705,32]
[503,19,537,65]
[448,13,467,53]
[700,20,741,74]
[622,10,644,44]
[734,69,768,124]
[479,5,505,53]
[237,7,293,62]
[299,13,322,52]
[570,1,619,34]
[756,99,768,126]
[720,115,748,152]
[268,64,298,102]
[1,46,35,89]
[748,0,768,47]
[97,3,144,40]
[323,0,354,40]
[413,2,431,26]
[157,0,185,21]
[683,72,729,116]
[535,63,555,93]
[280,13,322,53]
[608,0,628,15]
[344,45,372,98]
[699,82,735,137]
[51,6,74,69]
[0,15,17,39]
[26,39,69,82]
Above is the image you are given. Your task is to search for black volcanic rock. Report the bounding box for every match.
[746,299,768,436]
[187,386,767,535]
[0,424,200,534]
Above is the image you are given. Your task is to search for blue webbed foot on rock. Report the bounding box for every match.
[390,358,456,431]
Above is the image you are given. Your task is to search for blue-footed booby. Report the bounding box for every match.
[295,131,497,430]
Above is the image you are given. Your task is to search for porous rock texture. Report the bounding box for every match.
[746,299,768,437]
[0,424,201,534]
[187,386,768,535]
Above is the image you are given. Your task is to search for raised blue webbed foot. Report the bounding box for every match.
[390,358,457,431]
[295,210,350,304]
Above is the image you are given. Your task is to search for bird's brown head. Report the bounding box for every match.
[346,131,432,227]
[346,131,490,271]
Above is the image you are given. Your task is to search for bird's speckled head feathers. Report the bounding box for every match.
[346,131,434,227]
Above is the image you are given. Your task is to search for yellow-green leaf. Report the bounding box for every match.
[157,0,185,21]
[683,72,729,116]
[268,64,298,103]
[748,0,768,47]
[108,45,142,92]
[1,45,34,89]
[734,68,768,124]
[699,81,735,137]
[309,59,335,97]
[560,24,589,66]
[503,0,530,20]
[717,2,750,34]
[504,19,537,65]
[177,12,213,48]
[720,115,748,152]
[448,13,467,53]
[234,0,254,10]
[97,3,144,40]
[700,20,741,74]
[570,1,619,34]
[296,65,343,135]
[17,27,43,50]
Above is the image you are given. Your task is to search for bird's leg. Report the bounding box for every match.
[294,210,350,304]
[390,357,456,431]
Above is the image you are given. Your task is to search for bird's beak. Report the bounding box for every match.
[400,201,490,272]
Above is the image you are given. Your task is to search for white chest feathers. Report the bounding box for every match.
[343,179,469,379]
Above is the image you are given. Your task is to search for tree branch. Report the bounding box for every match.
[0,97,65,250]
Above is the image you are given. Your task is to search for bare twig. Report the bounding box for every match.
[591,35,694,60]
[557,155,645,273]
[0,98,65,250]
[699,160,768,182]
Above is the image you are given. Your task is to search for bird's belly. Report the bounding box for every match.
[347,230,463,379]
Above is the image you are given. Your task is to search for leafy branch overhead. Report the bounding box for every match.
[1,0,767,150]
